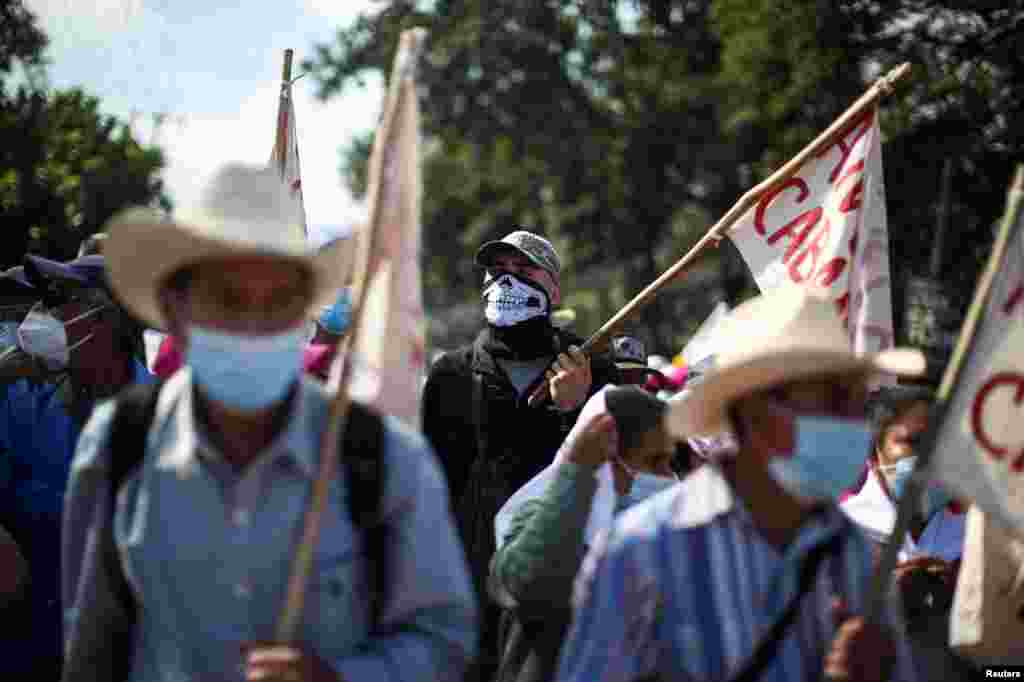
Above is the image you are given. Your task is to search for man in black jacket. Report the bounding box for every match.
[422,230,618,681]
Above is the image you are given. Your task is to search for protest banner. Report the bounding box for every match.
[335,34,426,428]
[867,165,1024,622]
[927,166,1024,531]
[728,106,893,357]
[276,29,427,642]
[530,63,911,406]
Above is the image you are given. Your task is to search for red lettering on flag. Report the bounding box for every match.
[1003,282,1024,317]
[817,109,874,183]
[755,178,810,237]
[971,372,1024,471]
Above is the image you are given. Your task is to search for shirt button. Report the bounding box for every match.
[232,508,250,527]
[234,581,252,599]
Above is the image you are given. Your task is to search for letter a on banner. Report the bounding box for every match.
[728,108,894,359]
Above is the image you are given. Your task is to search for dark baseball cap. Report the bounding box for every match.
[475,230,561,279]
[606,385,667,440]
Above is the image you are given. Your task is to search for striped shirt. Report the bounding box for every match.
[556,465,919,682]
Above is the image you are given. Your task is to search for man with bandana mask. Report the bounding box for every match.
[63,164,476,682]
[422,230,619,682]
[0,248,155,679]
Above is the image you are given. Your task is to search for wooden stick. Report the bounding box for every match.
[272,49,295,179]
[275,29,425,644]
[865,164,1024,625]
[529,62,912,406]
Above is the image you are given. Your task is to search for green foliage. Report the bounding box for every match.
[308,0,1023,355]
[0,0,166,269]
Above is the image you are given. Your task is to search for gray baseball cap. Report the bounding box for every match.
[475,230,561,279]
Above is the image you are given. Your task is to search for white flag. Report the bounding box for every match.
[930,209,1024,532]
[728,108,894,356]
[339,30,427,428]
[269,87,308,237]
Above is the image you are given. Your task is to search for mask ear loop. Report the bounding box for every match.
[66,331,95,354]
[63,303,110,327]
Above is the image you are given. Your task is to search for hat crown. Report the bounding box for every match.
[715,286,851,370]
[181,164,307,253]
[502,230,561,274]
[613,335,646,363]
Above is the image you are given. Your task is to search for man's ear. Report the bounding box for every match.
[550,281,561,307]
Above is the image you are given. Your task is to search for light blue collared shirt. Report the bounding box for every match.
[556,465,920,682]
[63,369,477,682]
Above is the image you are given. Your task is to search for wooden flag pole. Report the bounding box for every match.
[275,30,425,644]
[865,164,1024,625]
[529,62,912,406]
[273,49,295,179]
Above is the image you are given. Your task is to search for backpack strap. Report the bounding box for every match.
[729,524,849,682]
[102,380,164,680]
[341,401,388,631]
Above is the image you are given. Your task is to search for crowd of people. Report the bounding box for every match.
[0,161,1009,680]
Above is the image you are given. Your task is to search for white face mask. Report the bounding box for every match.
[482,272,550,327]
[0,322,18,349]
[16,303,105,370]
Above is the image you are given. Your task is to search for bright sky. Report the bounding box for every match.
[24,0,385,247]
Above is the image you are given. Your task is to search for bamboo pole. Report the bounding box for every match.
[529,62,912,406]
[865,164,1024,625]
[275,29,426,643]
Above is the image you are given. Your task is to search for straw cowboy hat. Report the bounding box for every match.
[665,285,926,438]
[103,163,353,330]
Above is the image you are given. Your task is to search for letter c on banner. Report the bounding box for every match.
[971,372,1024,471]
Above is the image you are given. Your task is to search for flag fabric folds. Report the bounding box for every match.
[269,84,308,238]
[728,107,895,357]
[337,30,427,428]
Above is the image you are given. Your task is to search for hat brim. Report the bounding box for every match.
[616,362,662,374]
[475,241,554,275]
[665,347,925,438]
[104,209,354,331]
[0,268,36,297]
[25,254,106,288]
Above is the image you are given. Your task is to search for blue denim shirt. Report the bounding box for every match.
[0,361,154,675]
[63,369,477,682]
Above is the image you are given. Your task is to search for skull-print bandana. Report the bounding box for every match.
[482,272,550,327]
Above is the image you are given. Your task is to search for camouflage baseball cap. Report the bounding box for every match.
[475,230,561,279]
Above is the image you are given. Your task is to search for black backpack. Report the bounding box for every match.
[104,381,388,653]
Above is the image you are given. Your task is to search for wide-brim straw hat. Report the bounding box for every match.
[104,163,353,330]
[665,285,926,438]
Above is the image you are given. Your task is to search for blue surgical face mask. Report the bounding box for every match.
[878,455,952,517]
[187,325,305,412]
[318,288,352,336]
[878,456,917,499]
[766,414,873,502]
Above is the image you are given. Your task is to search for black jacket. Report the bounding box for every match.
[421,327,618,675]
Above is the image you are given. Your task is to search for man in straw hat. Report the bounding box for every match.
[62,164,477,682]
[556,285,926,682]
